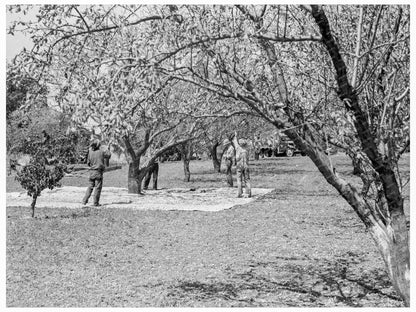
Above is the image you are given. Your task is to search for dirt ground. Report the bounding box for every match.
[6,154,410,307]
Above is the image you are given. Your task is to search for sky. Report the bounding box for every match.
[4,1,412,60]
[6,6,37,61]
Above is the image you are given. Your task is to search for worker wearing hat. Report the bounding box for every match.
[232,132,252,198]
[222,138,235,187]
[82,139,111,206]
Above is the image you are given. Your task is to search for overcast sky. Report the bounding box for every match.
[6,6,36,60]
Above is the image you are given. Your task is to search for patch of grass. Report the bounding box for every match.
[6,153,409,307]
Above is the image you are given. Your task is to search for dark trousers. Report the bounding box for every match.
[82,170,103,205]
[144,162,159,190]
[237,167,251,198]
[225,159,233,187]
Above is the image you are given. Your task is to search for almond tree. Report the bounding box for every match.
[221,5,409,304]
[8,5,209,194]
[12,130,78,217]
[306,7,410,304]
[136,4,410,304]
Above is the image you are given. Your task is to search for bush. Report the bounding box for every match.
[16,155,67,217]
[13,130,79,217]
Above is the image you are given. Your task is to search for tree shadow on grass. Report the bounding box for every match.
[196,168,311,177]
[163,280,258,307]
[164,255,403,307]
[37,207,100,220]
[241,255,402,307]
[262,189,339,199]
[191,177,228,183]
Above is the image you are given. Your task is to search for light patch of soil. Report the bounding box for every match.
[6,186,273,211]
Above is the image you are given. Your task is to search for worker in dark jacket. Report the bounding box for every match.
[143,158,159,190]
[82,139,111,206]
[222,139,235,187]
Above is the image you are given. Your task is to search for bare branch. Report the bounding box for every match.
[398,139,410,158]
[351,6,364,88]
[136,130,151,156]
[72,5,90,31]
[49,13,182,53]
[357,5,384,85]
[123,136,137,160]
[178,109,260,119]
[235,5,257,22]
[299,5,312,14]
[358,36,409,60]
[394,87,409,102]
[148,119,184,143]
[254,34,321,43]
[260,5,267,19]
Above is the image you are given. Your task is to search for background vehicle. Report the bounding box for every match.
[255,131,302,158]
[274,133,302,157]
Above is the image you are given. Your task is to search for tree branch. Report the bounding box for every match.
[178,109,260,119]
[357,5,383,85]
[394,87,409,102]
[49,13,182,53]
[398,139,410,158]
[72,5,90,31]
[235,5,257,22]
[254,34,321,43]
[123,136,137,160]
[351,6,364,88]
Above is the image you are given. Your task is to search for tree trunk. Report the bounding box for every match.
[127,159,141,194]
[210,142,221,172]
[31,195,37,218]
[286,126,410,306]
[183,158,191,182]
[179,142,192,182]
[218,149,225,170]
[136,170,147,195]
[305,6,410,305]
[367,213,410,306]
[389,212,410,306]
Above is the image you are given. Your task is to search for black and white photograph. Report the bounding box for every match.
[4,2,411,308]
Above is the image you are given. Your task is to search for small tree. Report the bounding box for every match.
[13,131,77,217]
[16,155,66,217]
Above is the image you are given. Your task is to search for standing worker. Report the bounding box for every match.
[222,139,235,187]
[82,139,111,206]
[232,132,251,198]
[143,158,159,190]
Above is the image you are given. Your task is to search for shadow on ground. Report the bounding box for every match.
[163,254,402,307]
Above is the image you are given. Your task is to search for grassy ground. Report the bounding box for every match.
[6,153,409,307]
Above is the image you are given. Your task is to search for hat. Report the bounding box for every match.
[238,138,247,147]
[90,139,101,150]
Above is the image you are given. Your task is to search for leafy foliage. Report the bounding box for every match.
[12,128,80,217]
[8,107,66,153]
[6,59,48,117]
[15,156,66,199]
